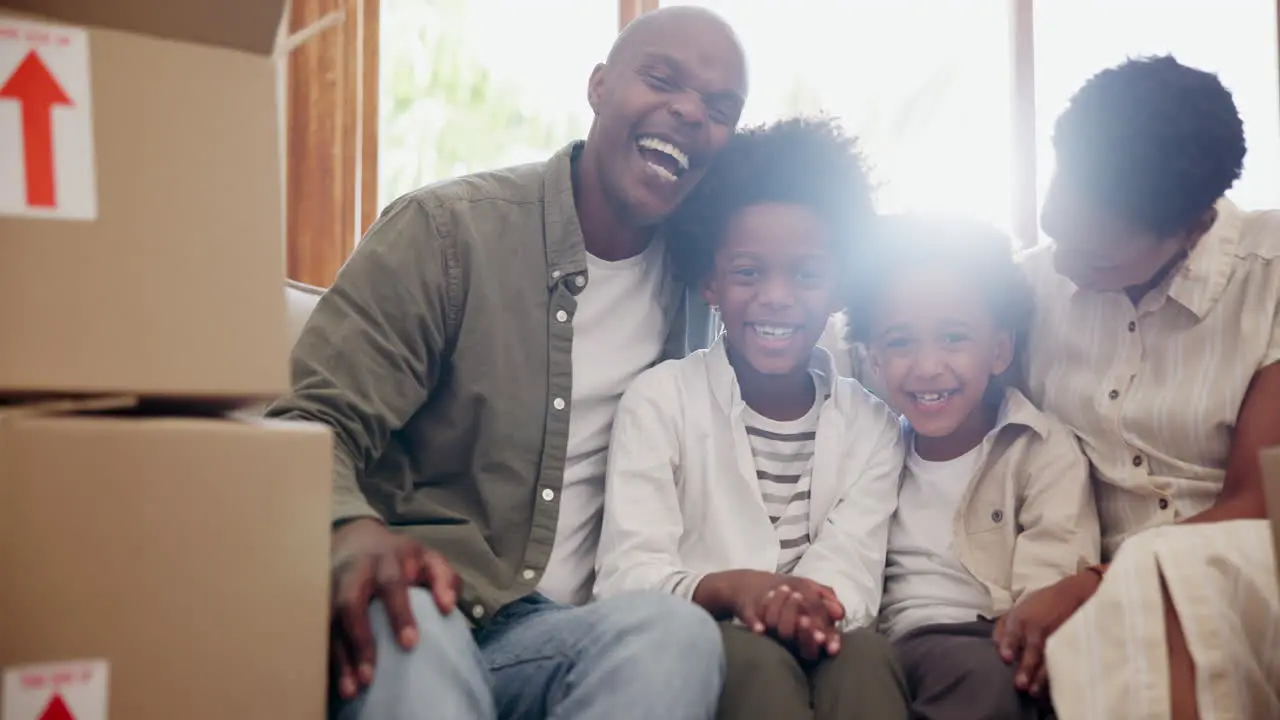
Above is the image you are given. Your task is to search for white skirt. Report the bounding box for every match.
[1046,519,1279,720]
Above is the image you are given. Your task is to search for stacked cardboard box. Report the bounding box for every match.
[0,2,331,718]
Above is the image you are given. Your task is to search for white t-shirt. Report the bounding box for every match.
[742,393,820,573]
[536,239,669,605]
[879,443,993,640]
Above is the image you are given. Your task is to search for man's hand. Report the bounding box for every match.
[757,579,845,661]
[330,518,461,700]
[994,570,1102,696]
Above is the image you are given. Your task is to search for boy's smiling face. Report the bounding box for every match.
[704,202,840,376]
[868,265,1013,441]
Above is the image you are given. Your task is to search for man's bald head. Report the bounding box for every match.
[579,5,747,228]
[607,6,741,67]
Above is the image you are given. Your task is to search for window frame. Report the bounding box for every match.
[284,0,380,288]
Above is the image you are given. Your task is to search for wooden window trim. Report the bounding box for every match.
[284,0,379,288]
[621,0,660,29]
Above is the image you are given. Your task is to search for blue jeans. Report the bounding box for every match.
[336,590,726,720]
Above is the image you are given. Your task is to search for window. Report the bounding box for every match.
[284,1,1280,286]
[665,0,1015,236]
[1033,0,1280,238]
[378,0,618,206]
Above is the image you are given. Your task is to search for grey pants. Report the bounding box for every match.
[894,620,1052,720]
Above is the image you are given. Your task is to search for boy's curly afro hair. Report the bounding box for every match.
[665,115,875,284]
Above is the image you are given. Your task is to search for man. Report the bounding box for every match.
[267,7,749,719]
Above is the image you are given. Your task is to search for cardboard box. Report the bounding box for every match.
[0,1,291,402]
[0,403,332,719]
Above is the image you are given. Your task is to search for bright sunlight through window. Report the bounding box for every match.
[667,0,1014,235]
[378,0,614,207]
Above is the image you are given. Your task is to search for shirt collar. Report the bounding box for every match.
[1164,197,1241,320]
[992,386,1049,440]
[706,334,837,415]
[541,141,678,296]
[542,141,588,290]
[1060,198,1242,320]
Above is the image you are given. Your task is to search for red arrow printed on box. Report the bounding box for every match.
[37,693,76,720]
[0,50,73,208]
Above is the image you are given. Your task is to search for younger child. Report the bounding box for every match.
[848,216,1101,720]
[594,118,909,720]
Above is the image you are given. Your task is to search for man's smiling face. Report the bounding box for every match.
[586,10,747,226]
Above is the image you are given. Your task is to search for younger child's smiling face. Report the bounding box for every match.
[704,202,840,377]
[868,264,1013,440]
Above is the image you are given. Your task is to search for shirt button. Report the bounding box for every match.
[1108,389,1120,400]
[1128,321,1137,332]
[555,310,568,323]
[521,568,536,580]
[574,275,587,288]
[1132,455,1144,467]
[542,488,556,502]
[470,604,485,619]
[991,509,1004,523]
[1158,498,1169,510]
[552,397,566,410]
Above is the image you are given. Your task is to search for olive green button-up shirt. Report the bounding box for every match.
[268,142,690,625]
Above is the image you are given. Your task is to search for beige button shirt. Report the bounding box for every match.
[881,387,1100,637]
[1023,199,1280,558]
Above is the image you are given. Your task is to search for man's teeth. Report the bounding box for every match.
[753,325,796,339]
[647,162,678,183]
[637,136,690,171]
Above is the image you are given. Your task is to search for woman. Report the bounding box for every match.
[1001,56,1280,720]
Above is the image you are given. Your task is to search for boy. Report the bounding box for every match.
[848,216,1101,719]
[594,117,909,720]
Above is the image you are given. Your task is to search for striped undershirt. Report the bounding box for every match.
[742,398,821,573]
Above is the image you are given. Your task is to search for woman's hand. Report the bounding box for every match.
[993,570,1102,696]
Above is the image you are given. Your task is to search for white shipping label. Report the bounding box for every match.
[0,18,97,220]
[1,660,109,720]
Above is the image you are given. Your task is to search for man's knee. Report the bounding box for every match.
[367,587,473,650]
[573,592,724,715]
[338,588,492,720]
[594,592,725,672]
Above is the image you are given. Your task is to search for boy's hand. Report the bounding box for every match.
[694,569,788,631]
[758,579,844,661]
[994,570,1101,696]
[693,570,845,660]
